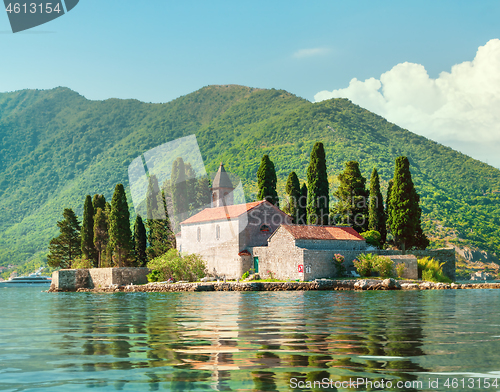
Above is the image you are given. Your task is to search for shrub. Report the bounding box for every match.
[373,256,394,278]
[396,263,405,278]
[72,256,93,269]
[241,271,249,280]
[353,253,394,278]
[147,249,206,282]
[332,253,346,277]
[360,230,382,248]
[418,257,452,283]
[353,253,377,277]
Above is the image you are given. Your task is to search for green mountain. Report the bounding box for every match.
[1,84,499,269]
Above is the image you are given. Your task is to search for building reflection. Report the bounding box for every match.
[50,290,430,391]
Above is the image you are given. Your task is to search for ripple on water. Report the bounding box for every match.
[1,288,500,390]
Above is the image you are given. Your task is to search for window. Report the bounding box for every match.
[260,224,270,232]
[216,224,221,240]
[197,227,201,242]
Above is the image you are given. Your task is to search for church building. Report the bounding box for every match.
[177,163,369,280]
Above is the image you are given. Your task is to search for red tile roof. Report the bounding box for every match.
[280,225,365,241]
[181,200,268,224]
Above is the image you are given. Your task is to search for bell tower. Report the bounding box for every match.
[212,163,234,207]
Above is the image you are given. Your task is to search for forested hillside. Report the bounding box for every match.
[0,84,499,267]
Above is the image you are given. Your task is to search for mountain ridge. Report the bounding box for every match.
[0,84,499,268]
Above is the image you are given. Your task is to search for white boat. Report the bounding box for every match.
[0,267,51,287]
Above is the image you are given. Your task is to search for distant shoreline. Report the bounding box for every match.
[49,279,500,293]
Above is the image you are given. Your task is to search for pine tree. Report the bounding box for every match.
[334,161,368,232]
[171,157,188,231]
[81,195,97,266]
[307,142,329,225]
[93,207,108,268]
[368,168,387,244]
[257,154,279,206]
[134,215,147,267]
[284,172,300,223]
[298,183,308,225]
[47,208,81,269]
[146,175,174,260]
[388,156,428,252]
[108,183,133,267]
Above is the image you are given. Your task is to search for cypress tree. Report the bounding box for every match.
[196,177,212,210]
[92,194,106,216]
[81,195,97,266]
[388,156,428,252]
[185,163,197,212]
[108,183,133,267]
[334,161,368,232]
[368,168,387,244]
[284,172,300,223]
[307,142,329,225]
[47,208,81,269]
[93,207,108,268]
[257,155,279,206]
[134,215,147,267]
[385,179,393,232]
[146,175,174,260]
[298,183,308,225]
[171,157,188,231]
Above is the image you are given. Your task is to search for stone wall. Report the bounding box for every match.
[51,268,150,292]
[296,239,365,251]
[253,228,303,281]
[387,255,418,280]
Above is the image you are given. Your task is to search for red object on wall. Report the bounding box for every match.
[298,264,304,273]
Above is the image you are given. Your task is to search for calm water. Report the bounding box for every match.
[1,288,500,392]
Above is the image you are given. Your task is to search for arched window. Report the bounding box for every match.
[197,227,201,242]
[216,224,221,240]
[260,224,270,232]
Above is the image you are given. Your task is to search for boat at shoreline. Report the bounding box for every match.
[0,267,51,287]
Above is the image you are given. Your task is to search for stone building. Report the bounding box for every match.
[253,225,367,281]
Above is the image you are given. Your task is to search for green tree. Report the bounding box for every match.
[185,163,198,212]
[368,168,387,244]
[47,208,81,269]
[134,215,147,267]
[92,194,106,217]
[93,207,108,268]
[108,183,133,267]
[257,154,279,206]
[196,177,212,210]
[388,156,429,252]
[146,175,174,260]
[298,183,308,225]
[81,195,97,266]
[171,157,188,231]
[307,142,329,225]
[334,161,368,232]
[284,171,300,223]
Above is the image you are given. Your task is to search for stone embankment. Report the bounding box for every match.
[48,278,500,293]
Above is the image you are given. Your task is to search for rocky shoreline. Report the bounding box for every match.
[48,278,500,293]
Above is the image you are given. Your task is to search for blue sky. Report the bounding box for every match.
[1,1,499,167]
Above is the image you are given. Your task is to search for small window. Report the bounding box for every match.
[260,224,270,232]
[216,224,221,240]
[197,227,201,242]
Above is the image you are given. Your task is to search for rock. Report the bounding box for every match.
[382,278,401,290]
[354,280,369,290]
[401,283,420,290]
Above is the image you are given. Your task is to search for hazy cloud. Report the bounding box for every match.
[293,47,330,59]
[314,39,500,167]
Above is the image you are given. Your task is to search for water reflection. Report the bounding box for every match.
[2,288,499,391]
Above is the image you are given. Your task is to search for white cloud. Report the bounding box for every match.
[293,47,330,59]
[314,39,500,166]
